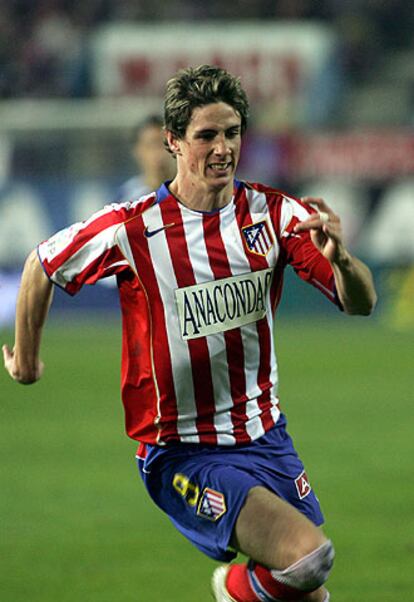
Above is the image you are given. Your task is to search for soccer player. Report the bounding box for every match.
[3,65,377,602]
[115,113,176,202]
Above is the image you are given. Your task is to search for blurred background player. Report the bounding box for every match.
[115,114,175,202]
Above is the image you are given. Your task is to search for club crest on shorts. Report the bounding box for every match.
[242,220,273,257]
[295,471,312,500]
[197,487,226,521]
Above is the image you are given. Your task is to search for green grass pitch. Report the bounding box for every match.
[1,315,413,601]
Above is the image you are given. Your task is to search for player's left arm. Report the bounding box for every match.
[2,250,53,384]
[294,196,377,315]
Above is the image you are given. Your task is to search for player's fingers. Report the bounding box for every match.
[2,344,12,363]
[2,344,18,380]
[294,214,330,232]
[301,196,335,217]
[301,196,327,208]
[322,222,339,237]
[37,360,45,380]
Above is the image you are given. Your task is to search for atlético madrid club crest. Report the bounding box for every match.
[197,487,227,521]
[242,220,273,257]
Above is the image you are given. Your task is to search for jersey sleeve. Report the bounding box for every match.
[37,202,138,295]
[277,195,341,306]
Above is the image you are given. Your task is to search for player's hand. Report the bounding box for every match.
[2,344,44,384]
[294,197,347,265]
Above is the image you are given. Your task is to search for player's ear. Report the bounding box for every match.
[166,131,182,156]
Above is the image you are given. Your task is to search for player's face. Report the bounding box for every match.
[173,102,242,190]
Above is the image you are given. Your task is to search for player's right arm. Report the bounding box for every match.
[3,196,154,384]
[2,250,53,384]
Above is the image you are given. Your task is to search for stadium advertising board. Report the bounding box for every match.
[90,22,335,106]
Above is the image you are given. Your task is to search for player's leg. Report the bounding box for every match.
[232,486,328,567]
[137,416,333,601]
[216,486,333,602]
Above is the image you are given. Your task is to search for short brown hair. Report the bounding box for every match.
[164,64,249,150]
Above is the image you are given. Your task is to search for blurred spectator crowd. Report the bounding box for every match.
[1,0,414,100]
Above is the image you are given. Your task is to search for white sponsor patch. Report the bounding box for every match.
[175,268,273,340]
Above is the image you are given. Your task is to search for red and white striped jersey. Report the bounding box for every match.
[38,180,340,446]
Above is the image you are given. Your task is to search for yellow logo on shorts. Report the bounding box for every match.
[172,473,199,506]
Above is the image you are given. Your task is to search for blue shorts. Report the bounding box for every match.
[136,414,324,562]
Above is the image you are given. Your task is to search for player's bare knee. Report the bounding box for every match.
[271,540,335,593]
[278,525,328,569]
[295,530,329,564]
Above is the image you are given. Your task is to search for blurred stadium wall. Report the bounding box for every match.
[1,8,413,328]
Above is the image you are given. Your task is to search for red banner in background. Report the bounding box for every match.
[284,131,414,180]
[239,130,414,182]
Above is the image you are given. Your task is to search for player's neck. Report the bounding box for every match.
[169,176,234,212]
